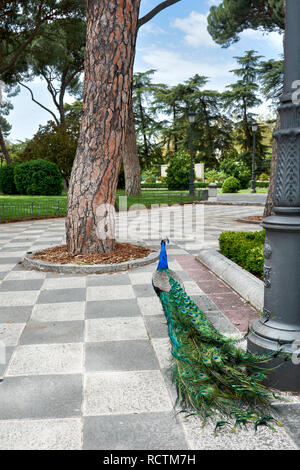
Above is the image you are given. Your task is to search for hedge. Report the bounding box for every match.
[219,230,265,278]
[14,159,63,196]
[0,165,18,195]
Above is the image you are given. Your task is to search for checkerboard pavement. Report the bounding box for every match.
[0,218,298,450]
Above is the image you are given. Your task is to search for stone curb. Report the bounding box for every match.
[22,245,160,274]
[196,249,264,311]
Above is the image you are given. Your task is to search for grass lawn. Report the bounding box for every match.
[0,190,206,222]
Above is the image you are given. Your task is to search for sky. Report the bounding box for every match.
[7,0,284,142]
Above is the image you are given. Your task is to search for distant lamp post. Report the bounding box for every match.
[251,123,258,194]
[247,0,300,391]
[188,110,196,196]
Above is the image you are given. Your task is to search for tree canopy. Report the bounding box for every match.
[207,0,284,48]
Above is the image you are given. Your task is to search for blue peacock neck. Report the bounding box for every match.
[157,240,169,271]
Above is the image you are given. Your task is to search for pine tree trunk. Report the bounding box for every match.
[263,115,280,218]
[123,96,141,196]
[0,127,11,165]
[66,0,141,254]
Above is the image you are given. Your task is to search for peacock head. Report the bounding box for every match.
[157,237,169,270]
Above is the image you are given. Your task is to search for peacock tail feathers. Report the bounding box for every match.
[154,256,284,435]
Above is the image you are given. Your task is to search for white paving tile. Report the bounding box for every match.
[87,285,135,301]
[128,272,153,285]
[0,265,16,273]
[5,270,46,281]
[0,291,39,307]
[6,343,84,376]
[84,370,173,416]
[151,338,172,370]
[85,317,148,342]
[183,281,205,295]
[42,277,86,290]
[31,302,85,322]
[0,323,25,346]
[137,297,164,316]
[0,418,82,450]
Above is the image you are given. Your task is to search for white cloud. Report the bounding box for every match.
[136,47,234,91]
[241,29,283,53]
[206,0,222,5]
[171,11,217,48]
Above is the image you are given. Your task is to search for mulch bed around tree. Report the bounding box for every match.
[31,243,152,265]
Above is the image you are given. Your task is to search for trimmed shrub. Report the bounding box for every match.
[259,173,270,182]
[219,231,265,278]
[222,176,241,193]
[166,151,191,190]
[0,165,18,195]
[14,159,63,195]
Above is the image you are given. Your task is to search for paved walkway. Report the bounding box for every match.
[215,193,267,205]
[0,205,298,450]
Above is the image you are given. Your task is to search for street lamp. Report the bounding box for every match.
[251,123,258,194]
[247,0,300,391]
[188,110,196,196]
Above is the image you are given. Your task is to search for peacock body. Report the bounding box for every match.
[152,240,282,434]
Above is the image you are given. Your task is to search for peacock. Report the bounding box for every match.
[152,239,283,434]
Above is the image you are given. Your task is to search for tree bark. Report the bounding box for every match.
[0,127,11,165]
[123,96,141,196]
[66,0,141,254]
[263,115,280,218]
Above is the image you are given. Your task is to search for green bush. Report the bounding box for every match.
[219,231,265,278]
[166,151,191,190]
[0,165,19,195]
[259,173,270,182]
[222,176,241,193]
[204,169,227,184]
[14,159,63,195]
[220,156,251,189]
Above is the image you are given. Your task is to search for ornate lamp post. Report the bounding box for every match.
[251,123,258,194]
[188,110,196,196]
[247,0,300,391]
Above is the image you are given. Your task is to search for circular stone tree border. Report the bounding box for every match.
[22,243,160,274]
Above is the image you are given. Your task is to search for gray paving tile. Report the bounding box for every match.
[0,279,44,291]
[86,273,131,286]
[0,246,31,252]
[133,284,156,297]
[20,320,84,344]
[144,315,168,338]
[0,374,82,419]
[190,295,218,312]
[83,412,187,450]
[0,257,20,264]
[277,404,300,448]
[0,272,8,281]
[85,340,159,372]
[0,346,15,377]
[86,299,140,319]
[37,288,86,304]
[0,306,32,323]
[205,311,240,335]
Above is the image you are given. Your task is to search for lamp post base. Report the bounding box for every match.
[247,322,300,392]
[247,212,300,391]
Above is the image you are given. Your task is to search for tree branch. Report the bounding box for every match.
[138,0,182,29]
[18,81,59,125]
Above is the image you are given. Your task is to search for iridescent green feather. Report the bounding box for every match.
[159,270,283,433]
